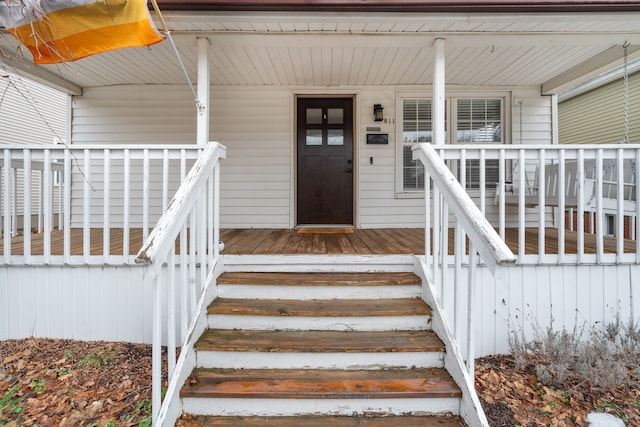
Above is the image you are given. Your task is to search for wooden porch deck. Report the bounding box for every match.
[1,227,636,256]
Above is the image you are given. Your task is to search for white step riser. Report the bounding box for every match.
[217,284,421,300]
[182,397,460,417]
[221,255,416,273]
[208,314,431,331]
[196,351,444,370]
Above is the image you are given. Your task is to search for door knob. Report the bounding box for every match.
[346,168,353,173]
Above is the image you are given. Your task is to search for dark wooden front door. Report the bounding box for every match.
[297,97,354,225]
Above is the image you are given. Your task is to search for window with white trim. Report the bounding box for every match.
[398,94,506,193]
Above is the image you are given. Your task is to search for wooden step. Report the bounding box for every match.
[181,368,462,416]
[217,272,421,286]
[183,368,461,399]
[195,329,445,369]
[207,298,433,331]
[196,329,444,353]
[216,272,422,300]
[188,415,465,426]
[208,297,431,317]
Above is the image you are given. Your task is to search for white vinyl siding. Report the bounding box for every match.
[213,87,292,228]
[69,84,553,229]
[559,71,639,145]
[0,75,68,222]
[69,86,199,227]
[72,86,196,145]
[0,74,68,146]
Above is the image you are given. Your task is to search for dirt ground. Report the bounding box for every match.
[475,354,640,426]
[2,338,639,426]
[0,338,158,426]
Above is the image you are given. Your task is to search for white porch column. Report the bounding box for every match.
[197,37,210,146]
[433,38,446,146]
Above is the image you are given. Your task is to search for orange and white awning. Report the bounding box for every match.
[0,0,164,64]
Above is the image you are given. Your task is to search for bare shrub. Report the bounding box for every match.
[509,316,640,388]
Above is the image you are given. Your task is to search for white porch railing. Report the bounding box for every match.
[134,141,226,426]
[0,145,201,265]
[413,143,516,375]
[435,144,640,265]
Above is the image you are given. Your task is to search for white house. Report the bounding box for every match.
[1,1,640,425]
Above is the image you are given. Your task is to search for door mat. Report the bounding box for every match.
[297,228,355,234]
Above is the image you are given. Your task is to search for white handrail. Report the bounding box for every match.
[134,141,226,426]
[413,143,516,377]
[414,143,516,273]
[136,142,226,274]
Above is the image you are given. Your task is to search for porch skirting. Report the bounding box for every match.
[2,258,639,357]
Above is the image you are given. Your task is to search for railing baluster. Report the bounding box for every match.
[23,149,31,262]
[3,150,11,258]
[425,168,431,266]
[43,149,52,263]
[441,199,449,309]
[168,249,177,382]
[596,149,604,263]
[499,148,505,240]
[180,226,188,341]
[466,242,477,376]
[617,148,624,259]
[38,169,43,235]
[518,149,526,263]
[189,211,197,314]
[433,185,441,297]
[208,178,214,264]
[454,223,462,338]
[63,149,71,263]
[538,149,546,259]
[198,197,207,294]
[103,149,110,263]
[163,148,169,211]
[214,162,220,259]
[143,149,150,241]
[636,149,640,262]
[479,149,486,216]
[558,149,566,263]
[11,167,17,237]
[181,149,187,184]
[454,150,466,338]
[577,149,585,261]
[83,149,91,263]
[123,149,130,259]
[57,152,63,231]
[152,273,162,424]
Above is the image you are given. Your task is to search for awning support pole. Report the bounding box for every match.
[433,38,446,146]
[197,37,210,146]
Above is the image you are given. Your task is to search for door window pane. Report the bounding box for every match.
[327,108,343,124]
[306,129,322,145]
[306,108,322,124]
[328,129,344,146]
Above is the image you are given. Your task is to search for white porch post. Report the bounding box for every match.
[430,37,447,311]
[197,37,210,146]
[433,38,446,146]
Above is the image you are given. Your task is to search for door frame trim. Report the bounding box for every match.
[292,92,358,228]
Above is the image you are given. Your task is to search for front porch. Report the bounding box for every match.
[1,226,637,257]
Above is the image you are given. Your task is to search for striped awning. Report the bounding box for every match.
[0,0,164,64]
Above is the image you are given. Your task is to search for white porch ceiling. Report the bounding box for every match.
[1,11,639,95]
